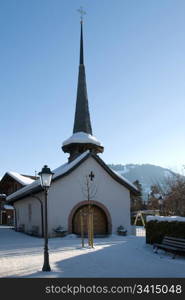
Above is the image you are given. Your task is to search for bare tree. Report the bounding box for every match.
[82,175,97,202]
[131,180,144,212]
[147,184,164,212]
[81,173,97,247]
[163,175,185,216]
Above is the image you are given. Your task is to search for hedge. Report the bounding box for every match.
[146,220,185,244]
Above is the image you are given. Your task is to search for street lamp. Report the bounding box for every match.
[38,165,54,272]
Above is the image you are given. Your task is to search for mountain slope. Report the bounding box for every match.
[108,163,176,201]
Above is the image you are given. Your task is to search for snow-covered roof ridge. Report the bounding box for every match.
[52,150,90,179]
[4,204,14,210]
[112,170,139,192]
[7,172,35,185]
[7,150,139,202]
[7,151,90,202]
[62,132,102,147]
[146,215,185,223]
[6,177,40,202]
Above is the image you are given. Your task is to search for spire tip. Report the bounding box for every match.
[77,7,86,23]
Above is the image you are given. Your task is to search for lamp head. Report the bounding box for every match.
[38,165,54,189]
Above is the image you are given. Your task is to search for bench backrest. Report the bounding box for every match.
[163,236,185,250]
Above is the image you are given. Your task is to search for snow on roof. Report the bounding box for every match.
[7,172,35,185]
[4,204,14,210]
[112,170,139,192]
[7,177,41,202]
[7,151,90,202]
[52,150,90,179]
[146,215,185,223]
[153,193,162,199]
[0,194,6,198]
[62,132,102,147]
[7,150,138,202]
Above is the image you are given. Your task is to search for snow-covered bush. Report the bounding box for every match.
[146,216,185,244]
[53,226,67,237]
[117,225,127,236]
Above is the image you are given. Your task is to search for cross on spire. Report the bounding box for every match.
[77,6,86,23]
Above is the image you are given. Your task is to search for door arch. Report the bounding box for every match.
[73,204,107,235]
[68,200,112,235]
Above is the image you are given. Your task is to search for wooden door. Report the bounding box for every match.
[73,205,107,235]
[2,212,7,225]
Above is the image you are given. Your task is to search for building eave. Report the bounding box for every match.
[7,151,91,204]
[90,153,140,195]
[8,151,139,204]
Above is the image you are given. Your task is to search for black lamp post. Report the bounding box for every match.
[38,165,54,272]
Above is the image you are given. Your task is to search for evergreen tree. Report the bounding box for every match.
[131,180,144,212]
[147,184,163,211]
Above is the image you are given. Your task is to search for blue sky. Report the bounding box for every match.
[0,0,185,178]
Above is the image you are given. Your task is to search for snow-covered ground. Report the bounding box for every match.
[0,227,185,278]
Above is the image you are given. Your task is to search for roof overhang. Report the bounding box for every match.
[7,151,139,203]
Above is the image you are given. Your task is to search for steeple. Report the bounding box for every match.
[79,21,84,65]
[62,12,104,161]
[73,21,92,135]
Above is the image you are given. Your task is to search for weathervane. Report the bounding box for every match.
[77,6,86,23]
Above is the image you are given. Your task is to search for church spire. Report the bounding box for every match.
[78,7,86,66]
[73,19,92,135]
[62,10,104,161]
[80,21,84,65]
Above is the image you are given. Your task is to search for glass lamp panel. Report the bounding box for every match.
[41,173,52,188]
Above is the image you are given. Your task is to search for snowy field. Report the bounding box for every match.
[0,226,185,278]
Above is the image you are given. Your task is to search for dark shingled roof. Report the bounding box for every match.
[73,22,92,135]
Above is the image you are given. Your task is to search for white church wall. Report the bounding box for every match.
[47,156,131,236]
[12,156,132,237]
[14,194,43,236]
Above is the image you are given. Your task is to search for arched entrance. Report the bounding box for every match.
[70,202,111,236]
[73,205,107,235]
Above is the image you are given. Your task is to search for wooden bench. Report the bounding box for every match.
[153,236,185,259]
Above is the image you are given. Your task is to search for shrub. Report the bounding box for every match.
[146,220,185,244]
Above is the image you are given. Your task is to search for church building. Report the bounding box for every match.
[7,19,139,237]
